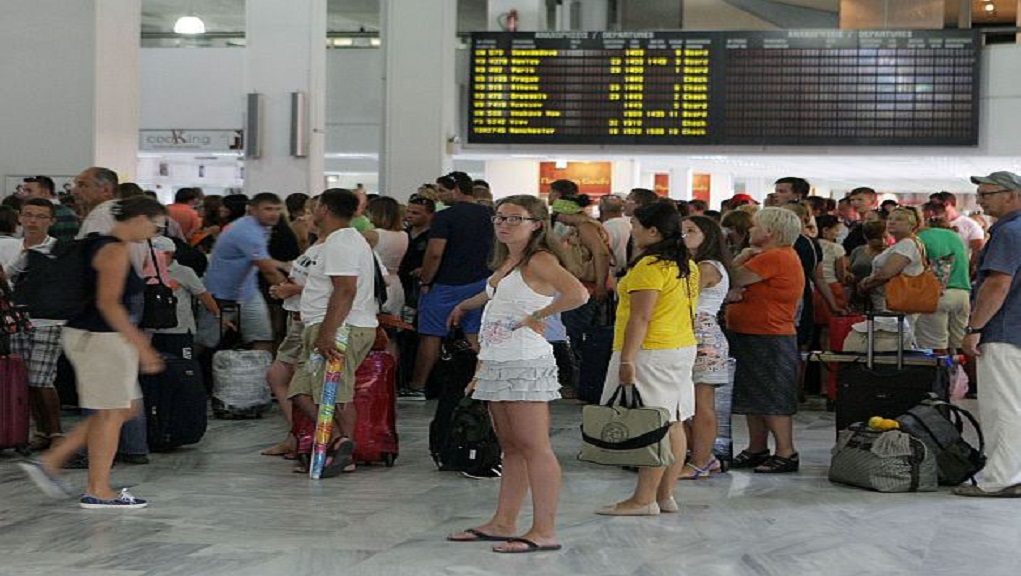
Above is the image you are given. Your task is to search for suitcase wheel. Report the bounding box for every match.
[382,453,396,467]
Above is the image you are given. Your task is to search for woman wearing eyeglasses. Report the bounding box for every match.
[446,195,588,554]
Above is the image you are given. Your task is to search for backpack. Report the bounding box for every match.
[896,395,986,486]
[437,396,501,472]
[12,238,93,320]
[562,218,614,284]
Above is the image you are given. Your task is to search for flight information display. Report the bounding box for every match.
[468,30,980,146]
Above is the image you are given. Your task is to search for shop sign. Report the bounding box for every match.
[139,130,243,152]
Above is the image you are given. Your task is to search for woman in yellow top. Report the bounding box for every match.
[596,201,700,516]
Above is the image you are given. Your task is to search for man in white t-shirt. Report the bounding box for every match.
[287,188,378,477]
[599,194,630,277]
[934,191,985,270]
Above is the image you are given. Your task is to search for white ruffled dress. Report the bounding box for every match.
[473,269,560,402]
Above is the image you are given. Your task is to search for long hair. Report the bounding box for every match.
[630,202,691,279]
[366,196,402,231]
[490,195,567,270]
[684,215,733,273]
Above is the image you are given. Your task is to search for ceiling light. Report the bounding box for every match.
[983,2,996,12]
[173,16,206,35]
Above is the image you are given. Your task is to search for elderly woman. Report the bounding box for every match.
[726,207,806,474]
[857,206,928,345]
[596,202,699,516]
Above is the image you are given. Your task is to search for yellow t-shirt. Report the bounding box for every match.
[613,255,700,351]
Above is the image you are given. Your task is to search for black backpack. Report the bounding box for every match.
[13,238,93,320]
[897,395,986,486]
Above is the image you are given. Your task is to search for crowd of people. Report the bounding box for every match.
[6,166,1021,536]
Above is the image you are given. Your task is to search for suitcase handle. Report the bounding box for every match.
[865,311,904,370]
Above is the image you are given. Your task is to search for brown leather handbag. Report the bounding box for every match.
[886,237,940,314]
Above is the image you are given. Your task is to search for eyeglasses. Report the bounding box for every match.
[977,188,1015,199]
[20,212,53,220]
[491,215,539,226]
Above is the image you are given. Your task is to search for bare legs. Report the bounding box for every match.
[263,360,296,454]
[40,401,140,500]
[604,421,687,511]
[679,384,718,477]
[409,335,440,393]
[452,401,561,550]
[29,387,64,438]
[743,414,796,458]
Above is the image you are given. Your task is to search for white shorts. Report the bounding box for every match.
[62,327,142,410]
[600,347,697,422]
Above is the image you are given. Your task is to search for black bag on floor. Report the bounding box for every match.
[141,354,207,452]
[436,396,501,473]
[429,328,488,470]
[897,395,986,486]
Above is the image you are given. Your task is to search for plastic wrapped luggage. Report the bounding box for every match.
[211,302,271,419]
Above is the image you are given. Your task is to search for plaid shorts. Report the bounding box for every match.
[12,326,63,388]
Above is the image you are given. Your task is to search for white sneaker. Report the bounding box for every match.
[18,459,73,499]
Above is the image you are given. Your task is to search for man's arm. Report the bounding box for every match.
[577,223,610,298]
[962,272,1012,356]
[313,275,357,362]
[417,238,447,289]
[254,258,288,285]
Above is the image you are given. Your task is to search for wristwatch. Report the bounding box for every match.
[965,325,983,335]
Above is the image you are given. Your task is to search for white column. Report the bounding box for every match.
[0,1,139,185]
[244,0,326,197]
[487,0,547,31]
[710,171,735,211]
[380,0,457,200]
[575,0,610,30]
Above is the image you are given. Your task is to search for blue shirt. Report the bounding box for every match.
[204,216,271,301]
[975,209,1021,346]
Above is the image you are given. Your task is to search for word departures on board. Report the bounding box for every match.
[468,30,979,146]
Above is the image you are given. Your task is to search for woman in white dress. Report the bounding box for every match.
[446,195,588,553]
[362,196,408,315]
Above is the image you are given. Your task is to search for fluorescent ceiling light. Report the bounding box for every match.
[173,16,206,35]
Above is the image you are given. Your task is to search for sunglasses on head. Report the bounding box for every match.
[408,194,435,207]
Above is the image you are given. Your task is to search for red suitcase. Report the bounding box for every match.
[292,350,399,468]
[826,314,865,403]
[1,353,31,455]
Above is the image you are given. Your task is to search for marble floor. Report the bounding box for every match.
[1,397,1018,576]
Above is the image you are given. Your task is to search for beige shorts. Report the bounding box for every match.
[62,327,142,410]
[914,288,970,350]
[275,315,305,365]
[287,324,375,404]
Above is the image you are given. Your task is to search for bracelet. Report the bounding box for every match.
[530,310,548,322]
[620,361,634,365]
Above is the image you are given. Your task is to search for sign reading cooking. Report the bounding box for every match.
[139,130,243,152]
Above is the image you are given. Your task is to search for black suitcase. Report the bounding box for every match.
[832,313,950,432]
[577,324,613,404]
[141,354,208,452]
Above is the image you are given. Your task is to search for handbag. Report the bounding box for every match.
[139,240,179,330]
[829,423,937,492]
[886,237,940,314]
[0,276,32,336]
[579,385,674,468]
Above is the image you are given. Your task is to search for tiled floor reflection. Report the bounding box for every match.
[1,398,1018,576]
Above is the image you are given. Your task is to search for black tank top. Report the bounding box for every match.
[66,236,145,332]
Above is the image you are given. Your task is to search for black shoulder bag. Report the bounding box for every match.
[139,240,179,330]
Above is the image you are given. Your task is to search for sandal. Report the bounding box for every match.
[320,437,356,478]
[678,457,717,480]
[731,449,771,469]
[754,453,800,474]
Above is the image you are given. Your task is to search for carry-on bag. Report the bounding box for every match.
[825,313,865,404]
[829,423,937,492]
[0,335,30,455]
[141,354,207,452]
[833,312,950,432]
[428,328,480,467]
[897,395,985,486]
[579,385,674,468]
[351,350,399,466]
[212,302,272,419]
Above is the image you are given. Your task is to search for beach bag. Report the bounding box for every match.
[886,238,940,314]
[829,423,937,492]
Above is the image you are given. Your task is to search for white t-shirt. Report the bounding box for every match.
[0,237,24,273]
[951,215,984,252]
[78,199,148,273]
[300,227,378,328]
[602,216,631,273]
[819,239,846,284]
[284,242,324,312]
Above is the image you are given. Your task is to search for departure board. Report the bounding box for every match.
[468,30,980,146]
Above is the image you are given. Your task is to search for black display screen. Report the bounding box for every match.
[468,30,980,146]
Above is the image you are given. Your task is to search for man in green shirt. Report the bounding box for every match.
[916,201,971,354]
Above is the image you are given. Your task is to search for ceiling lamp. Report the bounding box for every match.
[173,16,206,35]
[983,1,996,13]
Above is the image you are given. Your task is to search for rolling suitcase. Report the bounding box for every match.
[211,302,272,419]
[141,354,208,452]
[0,337,30,455]
[833,313,950,432]
[825,314,865,405]
[351,350,399,466]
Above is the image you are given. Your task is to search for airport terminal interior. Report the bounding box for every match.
[2,0,1021,575]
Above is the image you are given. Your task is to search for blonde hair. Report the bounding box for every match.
[891,206,923,232]
[754,207,803,247]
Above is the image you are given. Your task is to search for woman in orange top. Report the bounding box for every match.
[726,207,806,474]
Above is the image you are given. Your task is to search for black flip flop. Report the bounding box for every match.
[492,537,563,554]
[320,438,355,478]
[447,528,513,542]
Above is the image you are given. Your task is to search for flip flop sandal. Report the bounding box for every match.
[447,528,513,542]
[492,537,563,554]
[320,438,355,478]
[678,457,717,480]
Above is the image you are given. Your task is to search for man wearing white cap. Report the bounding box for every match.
[956,171,1021,497]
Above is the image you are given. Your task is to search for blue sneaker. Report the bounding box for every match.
[18,459,73,499]
[79,488,148,510]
